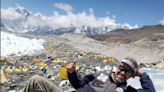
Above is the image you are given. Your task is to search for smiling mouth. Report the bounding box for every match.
[118,74,126,79]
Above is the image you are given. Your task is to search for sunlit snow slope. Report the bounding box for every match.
[1,31,45,57]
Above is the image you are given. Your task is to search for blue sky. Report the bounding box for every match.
[1,0,164,27]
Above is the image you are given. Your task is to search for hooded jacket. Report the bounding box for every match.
[68,71,156,92]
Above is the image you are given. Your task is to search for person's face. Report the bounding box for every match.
[114,63,134,83]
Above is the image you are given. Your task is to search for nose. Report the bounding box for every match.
[120,71,126,74]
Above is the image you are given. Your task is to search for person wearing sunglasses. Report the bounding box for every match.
[20,57,156,92]
[66,57,156,92]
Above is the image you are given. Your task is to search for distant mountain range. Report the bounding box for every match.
[2,7,164,37]
[89,24,164,43]
[1,7,132,36]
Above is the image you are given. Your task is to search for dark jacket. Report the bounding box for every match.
[68,71,156,92]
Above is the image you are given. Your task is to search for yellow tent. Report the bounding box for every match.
[58,65,79,80]
[14,66,22,73]
[5,66,12,74]
[59,66,68,80]
[38,63,47,69]
[51,52,57,57]
[22,68,28,73]
[32,58,47,62]
[102,59,108,63]
[0,69,9,84]
[53,58,67,64]
[0,56,5,62]
[107,56,116,62]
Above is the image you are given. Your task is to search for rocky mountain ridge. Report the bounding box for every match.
[89,24,164,43]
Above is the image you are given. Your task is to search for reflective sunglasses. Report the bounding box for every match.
[118,65,134,77]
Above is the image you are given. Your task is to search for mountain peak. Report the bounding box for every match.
[15,7,31,17]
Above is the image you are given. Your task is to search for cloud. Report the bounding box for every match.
[1,8,22,20]
[44,11,118,29]
[122,23,138,29]
[25,13,46,27]
[1,6,138,32]
[159,18,164,25]
[54,3,73,13]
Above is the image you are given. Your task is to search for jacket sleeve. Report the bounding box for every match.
[67,71,95,89]
[126,72,156,92]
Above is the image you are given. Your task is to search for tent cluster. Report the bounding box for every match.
[1,51,117,84]
[0,43,118,91]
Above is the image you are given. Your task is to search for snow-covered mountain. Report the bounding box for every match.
[1,7,138,36]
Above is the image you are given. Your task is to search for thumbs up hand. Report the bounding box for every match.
[66,60,76,73]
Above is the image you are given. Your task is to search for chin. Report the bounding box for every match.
[115,77,126,83]
[119,78,126,82]
[117,75,127,81]
[119,76,126,80]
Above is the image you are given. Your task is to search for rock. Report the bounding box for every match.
[155,62,164,69]
[139,63,146,68]
[47,74,52,79]
[95,66,103,71]
[8,90,16,92]
[59,80,75,92]
[10,84,17,89]
[64,88,76,92]
[59,80,71,88]
[103,65,112,71]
